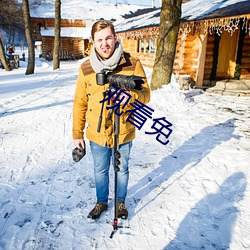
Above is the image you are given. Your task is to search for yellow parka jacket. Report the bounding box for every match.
[72,52,150,148]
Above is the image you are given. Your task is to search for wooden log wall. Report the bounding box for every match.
[41,37,86,58]
[41,37,53,58]
[134,53,156,68]
[61,38,74,52]
[120,31,200,78]
[120,38,156,68]
[120,39,137,54]
[72,38,87,55]
[173,34,185,75]
[173,34,199,80]
[183,35,198,79]
[32,18,86,29]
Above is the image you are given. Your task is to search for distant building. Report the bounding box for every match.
[31,17,92,60]
[30,1,151,60]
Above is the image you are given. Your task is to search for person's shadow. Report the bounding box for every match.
[164,172,247,249]
[127,118,240,216]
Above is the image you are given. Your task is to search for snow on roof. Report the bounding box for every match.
[182,0,250,21]
[114,8,160,32]
[40,27,91,39]
[114,0,250,32]
[30,0,151,20]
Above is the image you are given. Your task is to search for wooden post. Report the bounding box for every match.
[195,32,207,88]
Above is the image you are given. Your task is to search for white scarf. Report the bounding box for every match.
[90,41,123,73]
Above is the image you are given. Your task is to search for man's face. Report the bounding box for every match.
[93,27,117,60]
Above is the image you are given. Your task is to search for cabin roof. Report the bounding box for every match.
[115,0,250,32]
[115,8,160,33]
[182,0,250,21]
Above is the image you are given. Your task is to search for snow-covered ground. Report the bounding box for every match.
[0,50,250,250]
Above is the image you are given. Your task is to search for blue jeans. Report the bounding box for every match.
[89,141,132,205]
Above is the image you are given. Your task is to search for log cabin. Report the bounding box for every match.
[115,0,250,91]
[31,18,92,60]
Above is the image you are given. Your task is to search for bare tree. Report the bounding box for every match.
[0,0,24,38]
[0,0,23,71]
[22,0,35,75]
[53,0,61,70]
[151,0,182,90]
[0,37,11,71]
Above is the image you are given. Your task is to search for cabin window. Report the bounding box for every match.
[137,38,156,54]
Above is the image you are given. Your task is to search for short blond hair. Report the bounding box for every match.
[91,20,116,40]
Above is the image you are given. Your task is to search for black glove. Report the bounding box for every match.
[72,146,86,162]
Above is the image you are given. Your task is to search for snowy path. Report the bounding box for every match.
[0,59,250,249]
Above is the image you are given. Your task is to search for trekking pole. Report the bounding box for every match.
[110,106,121,238]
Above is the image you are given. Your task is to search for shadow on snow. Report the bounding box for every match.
[127,118,243,248]
[128,118,239,213]
[0,100,73,117]
[164,172,247,249]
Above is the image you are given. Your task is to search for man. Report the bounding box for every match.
[72,20,150,220]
